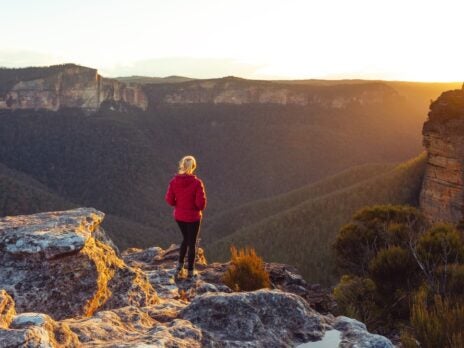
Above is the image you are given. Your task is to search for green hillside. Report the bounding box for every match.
[205,153,427,285]
[0,162,169,249]
[0,85,424,250]
[201,163,393,243]
[0,163,74,215]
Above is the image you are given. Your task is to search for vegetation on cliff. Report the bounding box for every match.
[333,205,464,347]
[222,246,271,291]
[206,154,426,285]
[0,64,90,95]
[428,88,464,122]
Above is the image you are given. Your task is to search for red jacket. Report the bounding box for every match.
[165,174,207,222]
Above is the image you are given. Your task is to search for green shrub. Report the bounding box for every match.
[334,205,425,277]
[369,246,419,294]
[410,287,464,348]
[417,224,464,267]
[222,246,271,291]
[333,275,382,328]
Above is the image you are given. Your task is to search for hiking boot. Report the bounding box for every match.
[187,269,197,279]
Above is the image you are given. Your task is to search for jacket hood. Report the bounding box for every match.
[173,174,197,187]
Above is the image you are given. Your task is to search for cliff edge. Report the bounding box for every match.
[420,87,464,224]
[0,64,147,111]
[0,208,393,347]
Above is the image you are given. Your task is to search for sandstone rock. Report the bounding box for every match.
[0,207,103,259]
[0,290,16,329]
[123,243,207,269]
[199,261,336,313]
[0,326,54,348]
[0,209,394,347]
[146,78,399,108]
[334,316,394,348]
[0,208,158,319]
[64,305,202,347]
[420,88,464,224]
[180,289,327,346]
[10,312,80,347]
[0,64,147,111]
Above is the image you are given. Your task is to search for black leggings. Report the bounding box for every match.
[176,220,201,270]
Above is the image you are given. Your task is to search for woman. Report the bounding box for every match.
[165,155,207,278]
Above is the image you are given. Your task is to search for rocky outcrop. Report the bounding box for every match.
[0,208,392,347]
[180,290,326,346]
[333,317,394,348]
[0,208,158,320]
[145,78,400,108]
[0,64,147,111]
[420,88,464,224]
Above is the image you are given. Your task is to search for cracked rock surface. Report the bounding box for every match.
[0,208,393,347]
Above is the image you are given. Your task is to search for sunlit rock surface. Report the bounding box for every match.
[146,77,399,108]
[0,208,158,319]
[0,208,393,347]
[0,290,15,329]
[0,64,147,111]
[420,88,464,224]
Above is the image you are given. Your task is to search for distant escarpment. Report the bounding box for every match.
[0,64,403,112]
[145,77,400,108]
[420,86,464,224]
[0,64,147,111]
[0,208,394,347]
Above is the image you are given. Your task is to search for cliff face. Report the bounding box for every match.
[0,64,147,111]
[420,88,464,224]
[0,208,394,347]
[0,65,401,112]
[145,77,400,108]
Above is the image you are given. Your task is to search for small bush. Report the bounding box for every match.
[222,245,271,291]
[369,246,419,294]
[333,275,382,328]
[410,287,464,348]
[417,224,464,267]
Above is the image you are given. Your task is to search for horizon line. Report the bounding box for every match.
[1,62,462,85]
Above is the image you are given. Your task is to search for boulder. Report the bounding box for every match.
[0,326,54,348]
[0,208,158,319]
[180,289,327,346]
[334,316,394,348]
[10,312,80,347]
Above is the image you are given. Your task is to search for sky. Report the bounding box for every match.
[0,0,463,81]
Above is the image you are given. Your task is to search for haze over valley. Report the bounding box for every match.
[0,64,461,284]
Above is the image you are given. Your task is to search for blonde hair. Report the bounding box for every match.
[178,155,197,175]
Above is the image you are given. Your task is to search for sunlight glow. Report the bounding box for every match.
[0,0,463,81]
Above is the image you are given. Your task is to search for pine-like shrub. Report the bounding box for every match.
[222,246,271,291]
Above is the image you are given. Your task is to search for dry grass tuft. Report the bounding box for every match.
[222,245,270,291]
